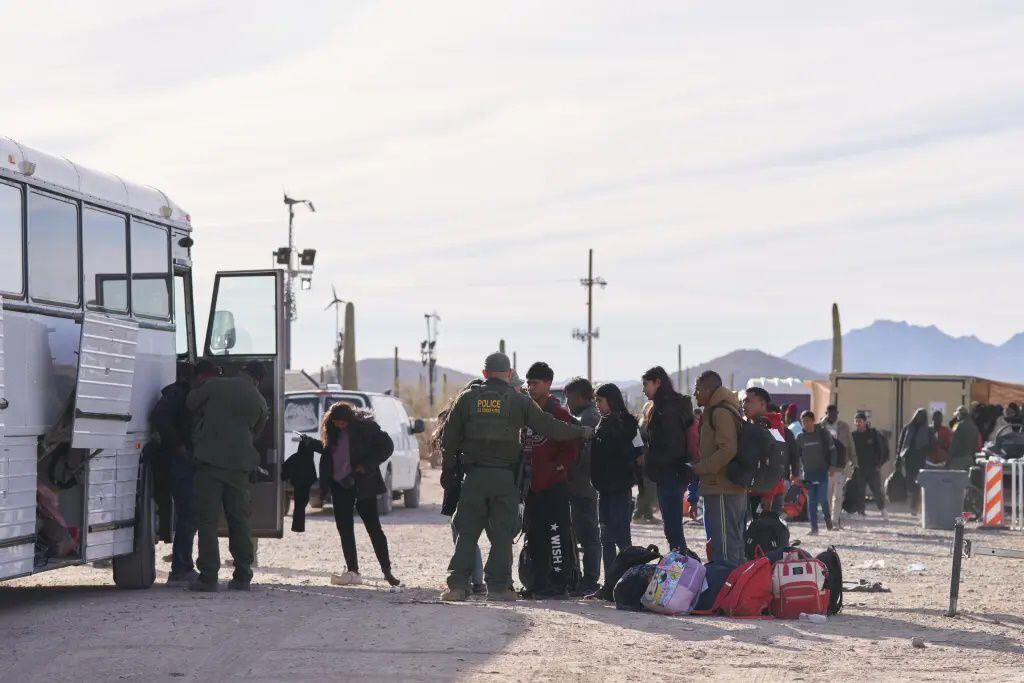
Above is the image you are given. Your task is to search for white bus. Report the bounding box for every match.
[0,137,287,588]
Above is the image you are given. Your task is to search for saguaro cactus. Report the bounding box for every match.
[831,302,843,375]
[342,302,358,390]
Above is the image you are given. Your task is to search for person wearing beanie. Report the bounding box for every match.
[851,411,889,520]
[440,352,590,602]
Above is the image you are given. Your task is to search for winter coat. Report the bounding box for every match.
[523,395,578,492]
[948,416,980,471]
[643,388,693,485]
[282,437,318,488]
[188,376,269,472]
[693,386,745,495]
[311,419,395,500]
[151,380,192,456]
[568,402,601,499]
[590,411,640,494]
[899,409,935,468]
[851,427,887,471]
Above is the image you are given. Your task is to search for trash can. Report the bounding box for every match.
[917,469,970,530]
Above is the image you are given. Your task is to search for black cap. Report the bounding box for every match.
[484,352,511,372]
[855,411,868,421]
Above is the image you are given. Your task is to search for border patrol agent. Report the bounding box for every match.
[440,352,593,601]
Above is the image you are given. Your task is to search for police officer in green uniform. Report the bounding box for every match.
[187,360,269,591]
[440,353,592,602]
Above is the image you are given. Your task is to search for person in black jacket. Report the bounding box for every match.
[302,402,400,587]
[149,360,220,585]
[852,412,889,520]
[640,366,694,552]
[591,383,641,582]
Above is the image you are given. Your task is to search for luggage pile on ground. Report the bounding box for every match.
[598,521,844,620]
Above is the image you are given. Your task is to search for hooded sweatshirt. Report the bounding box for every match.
[694,386,745,495]
[523,395,578,492]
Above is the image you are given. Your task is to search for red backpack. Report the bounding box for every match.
[695,555,773,617]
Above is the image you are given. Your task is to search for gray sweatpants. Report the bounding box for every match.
[703,493,748,565]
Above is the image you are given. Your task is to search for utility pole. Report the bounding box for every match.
[393,347,400,397]
[572,248,607,382]
[324,285,345,384]
[421,312,440,411]
[513,351,517,372]
[677,344,683,391]
[499,339,506,355]
[276,193,317,368]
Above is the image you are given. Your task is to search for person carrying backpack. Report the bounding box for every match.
[851,411,889,521]
[898,408,935,512]
[640,366,694,553]
[796,410,836,535]
[590,383,642,584]
[820,405,856,529]
[693,371,747,564]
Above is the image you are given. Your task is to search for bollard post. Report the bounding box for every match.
[946,517,965,617]
[1011,460,1023,531]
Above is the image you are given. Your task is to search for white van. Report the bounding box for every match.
[284,386,424,514]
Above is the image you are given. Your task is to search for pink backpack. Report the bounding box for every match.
[641,551,706,615]
[770,549,830,619]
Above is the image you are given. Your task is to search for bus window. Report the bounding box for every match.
[28,191,79,305]
[0,182,23,296]
[131,220,170,318]
[83,206,128,312]
[173,274,191,357]
[207,273,277,355]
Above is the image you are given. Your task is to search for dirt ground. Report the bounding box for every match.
[1,471,1022,682]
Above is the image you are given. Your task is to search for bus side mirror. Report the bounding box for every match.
[409,419,425,435]
[210,310,237,351]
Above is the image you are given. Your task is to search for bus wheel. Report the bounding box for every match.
[114,460,157,589]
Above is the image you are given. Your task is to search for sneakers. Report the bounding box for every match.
[440,587,469,602]
[383,572,402,587]
[227,578,251,592]
[167,569,200,586]
[188,579,219,592]
[487,588,519,602]
[331,571,362,586]
[881,509,890,522]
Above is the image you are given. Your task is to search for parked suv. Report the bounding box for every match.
[284,386,425,514]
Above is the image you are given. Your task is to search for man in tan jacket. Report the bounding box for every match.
[693,371,747,565]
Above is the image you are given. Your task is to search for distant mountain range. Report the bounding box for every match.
[785,320,1024,381]
[289,358,476,394]
[614,349,821,399]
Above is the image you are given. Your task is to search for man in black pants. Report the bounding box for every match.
[564,377,602,596]
[851,412,889,521]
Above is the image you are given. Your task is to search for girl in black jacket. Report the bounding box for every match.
[591,383,642,580]
[304,402,401,587]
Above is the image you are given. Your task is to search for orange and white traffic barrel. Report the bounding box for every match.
[983,461,1004,528]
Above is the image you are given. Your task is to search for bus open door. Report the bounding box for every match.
[202,270,287,538]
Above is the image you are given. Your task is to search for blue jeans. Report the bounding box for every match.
[169,455,197,575]
[805,470,831,533]
[655,475,686,551]
[598,490,634,579]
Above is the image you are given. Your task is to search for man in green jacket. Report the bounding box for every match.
[187,360,269,591]
[948,405,980,471]
[440,352,592,602]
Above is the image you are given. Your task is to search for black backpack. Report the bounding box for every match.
[711,406,782,491]
[842,469,866,514]
[744,512,791,560]
[596,544,661,601]
[885,457,908,503]
[613,563,659,611]
[815,545,844,614]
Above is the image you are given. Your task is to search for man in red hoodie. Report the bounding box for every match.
[522,362,579,598]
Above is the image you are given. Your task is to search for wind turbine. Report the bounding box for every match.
[325,286,346,384]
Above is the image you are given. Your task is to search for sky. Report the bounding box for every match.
[3,1,1023,380]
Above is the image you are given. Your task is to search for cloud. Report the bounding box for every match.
[2,1,1022,379]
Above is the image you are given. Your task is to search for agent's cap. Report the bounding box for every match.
[484,352,512,373]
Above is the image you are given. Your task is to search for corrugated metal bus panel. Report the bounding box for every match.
[0,439,37,580]
[72,314,139,449]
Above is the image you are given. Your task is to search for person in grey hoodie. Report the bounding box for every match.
[564,377,602,595]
